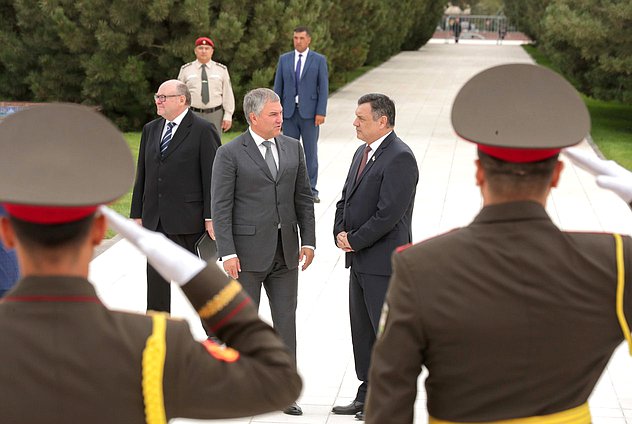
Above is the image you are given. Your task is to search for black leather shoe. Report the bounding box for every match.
[355,411,365,421]
[332,400,364,415]
[313,196,320,203]
[283,402,303,416]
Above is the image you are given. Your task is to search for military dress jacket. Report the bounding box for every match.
[178,59,235,121]
[0,264,301,423]
[366,201,632,423]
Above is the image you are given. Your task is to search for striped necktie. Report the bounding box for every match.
[160,122,176,155]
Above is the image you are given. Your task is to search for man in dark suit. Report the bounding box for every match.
[211,88,316,416]
[0,103,301,423]
[365,64,632,423]
[131,79,221,313]
[274,26,328,203]
[332,93,418,419]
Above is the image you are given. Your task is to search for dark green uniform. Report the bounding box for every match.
[366,201,632,423]
[0,264,302,423]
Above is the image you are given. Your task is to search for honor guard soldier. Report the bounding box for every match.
[365,64,632,424]
[178,36,235,133]
[0,104,301,423]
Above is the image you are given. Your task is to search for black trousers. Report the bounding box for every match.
[146,221,206,313]
[349,268,390,403]
[238,232,298,362]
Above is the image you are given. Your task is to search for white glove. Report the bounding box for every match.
[563,147,632,203]
[100,206,205,286]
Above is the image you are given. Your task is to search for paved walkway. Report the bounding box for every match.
[90,41,632,423]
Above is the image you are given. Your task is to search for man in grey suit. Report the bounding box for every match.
[211,88,316,416]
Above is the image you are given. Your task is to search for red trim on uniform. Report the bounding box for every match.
[210,298,251,333]
[2,295,101,303]
[201,339,240,362]
[478,145,560,163]
[3,204,98,224]
[396,243,412,253]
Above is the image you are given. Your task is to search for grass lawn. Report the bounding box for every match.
[105,130,240,237]
[523,45,632,170]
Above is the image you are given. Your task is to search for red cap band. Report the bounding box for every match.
[3,204,98,224]
[195,37,214,47]
[478,145,560,163]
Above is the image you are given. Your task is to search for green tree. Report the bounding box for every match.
[541,0,632,103]
[503,0,551,40]
[401,0,445,51]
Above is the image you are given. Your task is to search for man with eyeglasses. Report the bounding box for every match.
[131,79,221,315]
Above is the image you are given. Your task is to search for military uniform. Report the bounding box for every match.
[0,265,302,423]
[366,201,632,422]
[178,59,235,131]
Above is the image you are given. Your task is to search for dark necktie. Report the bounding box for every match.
[262,140,277,179]
[201,64,209,104]
[355,145,371,182]
[160,122,176,155]
[295,54,302,95]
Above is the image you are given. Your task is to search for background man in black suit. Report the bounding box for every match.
[211,88,316,416]
[333,93,418,420]
[131,79,221,313]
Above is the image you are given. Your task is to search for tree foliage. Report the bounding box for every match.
[0,0,443,129]
[541,0,632,103]
[503,0,631,104]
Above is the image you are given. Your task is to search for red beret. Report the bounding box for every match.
[195,37,214,47]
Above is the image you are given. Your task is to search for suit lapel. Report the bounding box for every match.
[301,51,314,78]
[287,54,297,90]
[275,136,287,181]
[161,110,193,159]
[242,131,276,181]
[348,132,396,197]
[154,119,166,156]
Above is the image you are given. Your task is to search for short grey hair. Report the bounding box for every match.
[174,80,191,106]
[243,88,280,125]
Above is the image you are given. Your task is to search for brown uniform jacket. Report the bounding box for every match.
[366,201,632,423]
[0,265,301,423]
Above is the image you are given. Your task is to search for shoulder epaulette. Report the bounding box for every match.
[214,62,227,69]
[180,61,194,70]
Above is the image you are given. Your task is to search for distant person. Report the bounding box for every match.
[0,205,19,297]
[274,26,329,203]
[212,88,316,416]
[0,103,301,422]
[497,19,507,44]
[332,93,418,421]
[178,36,235,133]
[131,79,220,313]
[365,64,632,423]
[452,17,462,43]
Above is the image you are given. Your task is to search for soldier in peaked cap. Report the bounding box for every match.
[0,104,300,423]
[178,36,236,133]
[364,64,632,424]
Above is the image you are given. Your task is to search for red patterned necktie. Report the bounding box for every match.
[355,145,371,182]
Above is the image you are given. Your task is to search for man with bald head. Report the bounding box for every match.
[131,79,221,313]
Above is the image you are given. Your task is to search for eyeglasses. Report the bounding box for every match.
[153,94,182,102]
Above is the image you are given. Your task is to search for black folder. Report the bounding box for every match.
[194,232,217,262]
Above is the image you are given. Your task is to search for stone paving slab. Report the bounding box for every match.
[90,41,632,423]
